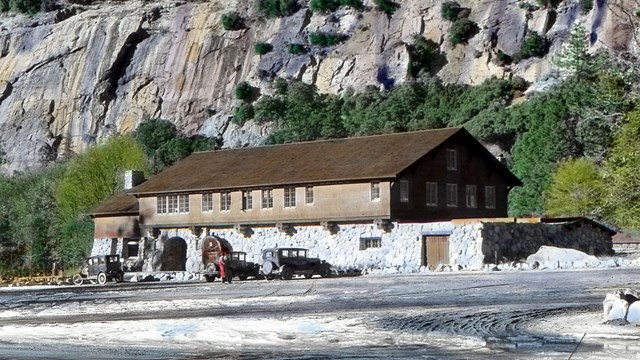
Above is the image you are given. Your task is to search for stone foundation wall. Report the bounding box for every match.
[480,222,613,264]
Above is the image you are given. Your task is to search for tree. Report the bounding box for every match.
[603,109,640,229]
[544,158,604,217]
[553,24,595,78]
[133,118,178,172]
[221,12,243,31]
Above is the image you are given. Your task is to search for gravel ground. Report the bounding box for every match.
[1,267,640,359]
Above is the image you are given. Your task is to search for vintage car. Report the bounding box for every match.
[227,251,263,281]
[261,247,332,280]
[72,254,124,285]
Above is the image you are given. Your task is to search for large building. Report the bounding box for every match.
[91,127,530,273]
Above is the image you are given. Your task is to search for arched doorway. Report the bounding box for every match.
[161,237,187,271]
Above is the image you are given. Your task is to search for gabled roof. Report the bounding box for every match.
[91,191,139,217]
[128,127,521,196]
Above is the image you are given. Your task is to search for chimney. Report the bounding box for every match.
[124,170,145,190]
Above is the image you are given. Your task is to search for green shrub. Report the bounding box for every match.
[408,34,442,77]
[581,0,593,13]
[308,31,340,47]
[221,12,243,31]
[519,2,538,11]
[257,0,298,18]
[516,31,548,60]
[374,0,397,15]
[235,81,253,101]
[8,0,43,14]
[275,78,289,95]
[233,103,255,125]
[288,43,306,54]
[496,50,512,65]
[340,0,364,10]
[310,0,339,12]
[255,42,273,55]
[449,19,478,45]
[441,1,461,21]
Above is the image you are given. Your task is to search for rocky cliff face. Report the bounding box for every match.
[0,0,636,173]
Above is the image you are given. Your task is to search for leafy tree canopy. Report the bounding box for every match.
[544,158,604,217]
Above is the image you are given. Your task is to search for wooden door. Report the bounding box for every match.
[422,235,449,267]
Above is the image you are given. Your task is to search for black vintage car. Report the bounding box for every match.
[227,251,263,281]
[72,255,124,285]
[261,248,332,280]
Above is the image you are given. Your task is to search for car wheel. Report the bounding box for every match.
[204,275,215,283]
[72,274,83,286]
[304,274,313,279]
[97,272,107,285]
[262,261,274,275]
[281,266,293,280]
[114,273,124,283]
[238,276,248,281]
[320,266,331,278]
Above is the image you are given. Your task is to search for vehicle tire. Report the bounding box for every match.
[238,276,248,281]
[113,273,124,283]
[204,275,215,283]
[262,261,274,275]
[97,272,107,285]
[72,274,83,286]
[304,274,313,279]
[320,265,331,278]
[281,266,293,280]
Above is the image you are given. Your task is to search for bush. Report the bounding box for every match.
[233,104,255,125]
[308,31,340,47]
[6,0,43,14]
[441,1,461,21]
[496,50,512,65]
[257,0,298,18]
[449,19,478,45]
[221,12,243,31]
[519,2,538,11]
[407,34,442,77]
[340,0,364,10]
[516,31,548,60]
[255,42,273,55]
[235,81,253,101]
[275,78,289,95]
[310,0,339,12]
[288,43,306,54]
[373,0,397,15]
[581,0,593,13]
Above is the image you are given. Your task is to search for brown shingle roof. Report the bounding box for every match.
[129,127,520,196]
[91,191,139,217]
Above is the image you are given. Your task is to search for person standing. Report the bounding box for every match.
[218,254,227,283]
[224,254,233,284]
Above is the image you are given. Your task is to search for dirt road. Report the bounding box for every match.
[1,268,639,359]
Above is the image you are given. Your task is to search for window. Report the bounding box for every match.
[242,190,253,211]
[446,149,457,170]
[284,187,296,208]
[157,195,189,214]
[400,180,409,202]
[179,194,189,213]
[466,185,477,208]
[305,186,314,205]
[485,186,496,209]
[446,183,458,207]
[359,237,382,250]
[262,188,273,209]
[426,182,438,206]
[157,196,167,214]
[202,193,213,212]
[220,191,231,211]
[126,239,139,258]
[371,182,380,201]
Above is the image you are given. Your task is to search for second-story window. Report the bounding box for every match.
[284,187,296,208]
[262,188,273,209]
[242,190,253,211]
[220,191,231,211]
[305,186,314,205]
[157,196,167,214]
[371,182,380,201]
[485,186,496,209]
[426,182,438,207]
[446,149,457,171]
[446,183,458,207]
[466,185,477,208]
[400,180,409,202]
[202,193,213,212]
[179,194,189,213]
